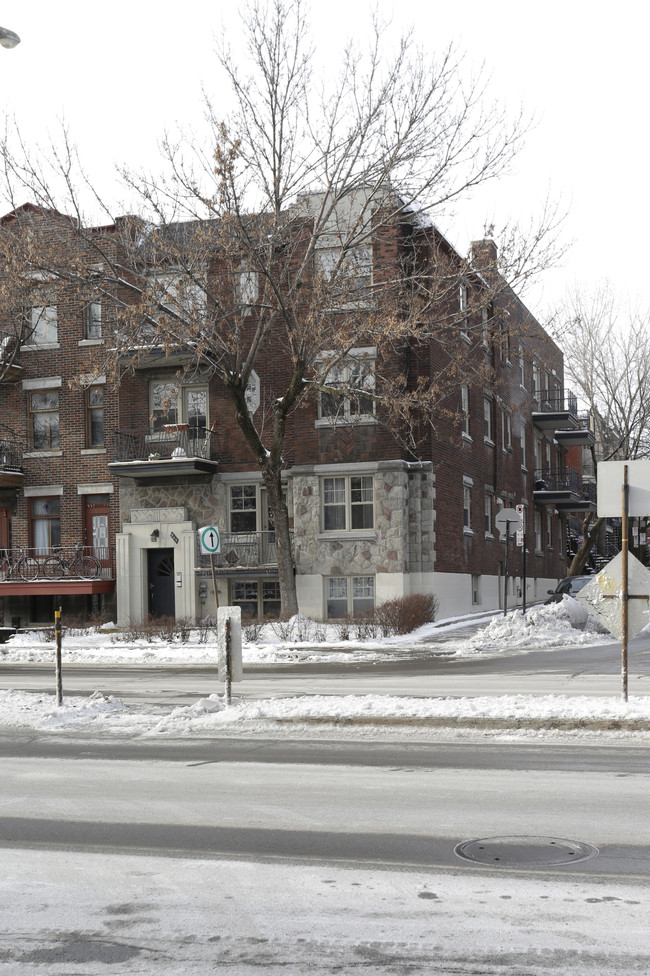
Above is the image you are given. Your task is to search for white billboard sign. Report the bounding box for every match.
[597,460,650,517]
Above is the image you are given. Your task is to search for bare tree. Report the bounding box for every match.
[0,0,563,614]
[556,285,650,574]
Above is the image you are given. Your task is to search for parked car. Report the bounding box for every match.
[545,574,593,604]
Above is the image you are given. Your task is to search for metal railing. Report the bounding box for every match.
[0,437,23,473]
[533,468,596,501]
[197,531,278,569]
[0,545,113,582]
[112,425,214,462]
[533,389,578,417]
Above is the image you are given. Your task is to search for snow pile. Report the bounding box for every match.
[456,599,607,655]
[1,688,649,736]
[0,601,614,667]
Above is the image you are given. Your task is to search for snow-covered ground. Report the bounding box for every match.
[1,599,648,736]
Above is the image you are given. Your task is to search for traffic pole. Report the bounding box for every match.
[55,605,63,707]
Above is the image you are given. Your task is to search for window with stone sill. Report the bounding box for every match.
[29,389,59,451]
[322,475,374,531]
[319,354,375,422]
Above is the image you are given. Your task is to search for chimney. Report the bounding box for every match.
[471,238,498,275]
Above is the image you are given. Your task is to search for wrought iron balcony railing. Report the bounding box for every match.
[0,546,113,582]
[533,389,578,416]
[533,468,596,502]
[197,531,279,569]
[0,438,23,473]
[112,425,214,462]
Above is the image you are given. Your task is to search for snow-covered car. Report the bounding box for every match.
[545,574,593,604]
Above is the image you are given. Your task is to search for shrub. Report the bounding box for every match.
[373,593,439,636]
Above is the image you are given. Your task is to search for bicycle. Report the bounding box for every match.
[0,547,40,582]
[42,544,102,581]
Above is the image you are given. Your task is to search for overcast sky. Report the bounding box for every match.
[1,0,646,320]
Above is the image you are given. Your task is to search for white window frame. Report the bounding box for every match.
[461,386,470,439]
[459,283,469,338]
[317,348,376,424]
[315,246,373,307]
[483,396,493,444]
[463,479,473,534]
[322,474,374,532]
[149,379,209,433]
[325,575,375,619]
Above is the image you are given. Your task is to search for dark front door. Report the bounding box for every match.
[148,548,175,618]
[0,508,10,550]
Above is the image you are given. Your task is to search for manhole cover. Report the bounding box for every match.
[455,835,599,867]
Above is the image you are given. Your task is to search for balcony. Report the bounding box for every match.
[0,545,115,596]
[554,411,596,449]
[531,389,579,432]
[196,531,279,576]
[108,425,219,484]
[532,468,597,514]
[0,428,24,488]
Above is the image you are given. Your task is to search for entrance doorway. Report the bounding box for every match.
[0,507,10,550]
[147,548,175,618]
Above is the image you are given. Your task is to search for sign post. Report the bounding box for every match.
[199,525,221,613]
[54,605,63,707]
[217,606,243,706]
[495,507,520,617]
[576,461,650,701]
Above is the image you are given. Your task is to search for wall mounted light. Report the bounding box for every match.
[150,528,160,542]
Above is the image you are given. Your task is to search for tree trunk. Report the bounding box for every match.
[568,515,603,576]
[262,464,298,617]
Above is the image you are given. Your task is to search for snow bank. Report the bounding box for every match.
[1,688,649,737]
[0,600,613,667]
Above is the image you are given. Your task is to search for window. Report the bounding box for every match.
[29,390,59,450]
[27,301,58,345]
[532,361,542,399]
[150,381,208,433]
[322,475,374,531]
[461,386,470,437]
[520,421,527,469]
[319,353,375,421]
[326,575,375,618]
[546,510,553,549]
[86,386,104,447]
[463,484,472,529]
[534,509,542,551]
[518,346,525,387]
[31,497,61,554]
[501,409,512,451]
[229,484,275,535]
[471,574,481,605]
[230,484,258,532]
[235,264,259,314]
[483,397,493,442]
[534,437,543,474]
[231,579,281,618]
[315,246,373,305]
[481,307,489,346]
[459,283,469,335]
[83,302,102,339]
[484,492,492,534]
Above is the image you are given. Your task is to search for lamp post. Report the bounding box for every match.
[0,27,20,49]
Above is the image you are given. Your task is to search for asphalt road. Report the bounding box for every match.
[2,633,650,702]
[1,733,649,875]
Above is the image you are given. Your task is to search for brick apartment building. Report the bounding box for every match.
[0,197,595,628]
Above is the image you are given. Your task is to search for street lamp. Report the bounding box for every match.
[0,27,20,49]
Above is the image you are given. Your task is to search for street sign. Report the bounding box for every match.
[495,507,520,539]
[597,460,650,517]
[575,551,650,641]
[515,504,525,547]
[199,525,221,554]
